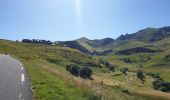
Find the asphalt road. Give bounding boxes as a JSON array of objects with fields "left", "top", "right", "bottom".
[{"left": 0, "top": 54, "right": 33, "bottom": 100}]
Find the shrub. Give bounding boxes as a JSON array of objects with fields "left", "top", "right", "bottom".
[
  {"left": 153, "top": 78, "right": 164, "bottom": 90},
  {"left": 109, "top": 65, "right": 115, "bottom": 72},
  {"left": 136, "top": 70, "right": 145, "bottom": 84},
  {"left": 120, "top": 68, "right": 128, "bottom": 75},
  {"left": 66, "top": 64, "right": 80, "bottom": 76},
  {"left": 70, "top": 65, "right": 80, "bottom": 76},
  {"left": 159, "top": 86, "right": 168, "bottom": 92},
  {"left": 105, "top": 62, "right": 110, "bottom": 67},
  {"left": 152, "top": 78, "right": 170, "bottom": 92},
  {"left": 66, "top": 64, "right": 93, "bottom": 78},
  {"left": 98, "top": 59, "right": 116, "bottom": 72},
  {"left": 80, "top": 67, "right": 92, "bottom": 78}
]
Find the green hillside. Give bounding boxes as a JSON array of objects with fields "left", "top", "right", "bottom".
[
  {"left": 0, "top": 27, "right": 170, "bottom": 100},
  {"left": 56, "top": 37, "right": 114, "bottom": 53},
  {"left": 1, "top": 39, "right": 166, "bottom": 100},
  {"left": 103, "top": 37, "right": 170, "bottom": 81},
  {"left": 56, "top": 26, "right": 170, "bottom": 54},
  {"left": 0, "top": 40, "right": 100, "bottom": 100}
]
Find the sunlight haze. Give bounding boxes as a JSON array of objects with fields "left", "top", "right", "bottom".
[{"left": 0, "top": 0, "right": 170, "bottom": 41}]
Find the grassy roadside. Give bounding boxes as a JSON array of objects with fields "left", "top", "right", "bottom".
[
  {"left": 0, "top": 40, "right": 100, "bottom": 100},
  {"left": 22, "top": 60, "right": 99, "bottom": 100}
]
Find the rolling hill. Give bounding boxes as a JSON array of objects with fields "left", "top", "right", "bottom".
[
  {"left": 56, "top": 26, "right": 170, "bottom": 54},
  {"left": 0, "top": 39, "right": 161, "bottom": 100},
  {"left": 0, "top": 26, "right": 170, "bottom": 100},
  {"left": 55, "top": 37, "right": 114, "bottom": 53}
]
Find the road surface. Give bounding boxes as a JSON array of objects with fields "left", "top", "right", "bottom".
[{"left": 0, "top": 54, "right": 33, "bottom": 100}]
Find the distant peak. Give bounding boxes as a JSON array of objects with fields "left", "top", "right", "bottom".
[{"left": 77, "top": 37, "right": 90, "bottom": 40}]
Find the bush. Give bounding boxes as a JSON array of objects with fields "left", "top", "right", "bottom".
[
  {"left": 109, "top": 66, "right": 115, "bottom": 72},
  {"left": 120, "top": 68, "right": 128, "bottom": 75},
  {"left": 159, "top": 86, "right": 168, "bottom": 92},
  {"left": 66, "top": 64, "right": 80, "bottom": 76},
  {"left": 136, "top": 70, "right": 145, "bottom": 84},
  {"left": 153, "top": 79, "right": 164, "bottom": 90},
  {"left": 71, "top": 65, "right": 80, "bottom": 76},
  {"left": 66, "top": 64, "right": 92, "bottom": 78},
  {"left": 80, "top": 67, "right": 92, "bottom": 78},
  {"left": 153, "top": 78, "right": 170, "bottom": 92},
  {"left": 98, "top": 59, "right": 116, "bottom": 72}
]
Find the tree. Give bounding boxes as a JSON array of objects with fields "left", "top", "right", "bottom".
[
  {"left": 104, "top": 62, "right": 110, "bottom": 68},
  {"left": 98, "top": 58, "right": 105, "bottom": 65},
  {"left": 80, "top": 67, "right": 92, "bottom": 78},
  {"left": 109, "top": 65, "right": 115, "bottom": 72},
  {"left": 153, "top": 78, "right": 164, "bottom": 90},
  {"left": 66, "top": 64, "right": 93, "bottom": 79},
  {"left": 22, "top": 39, "right": 53, "bottom": 45},
  {"left": 66, "top": 64, "right": 80, "bottom": 76},
  {"left": 120, "top": 68, "right": 128, "bottom": 75},
  {"left": 136, "top": 70, "right": 145, "bottom": 84},
  {"left": 66, "top": 64, "right": 72, "bottom": 71},
  {"left": 71, "top": 65, "right": 80, "bottom": 76},
  {"left": 153, "top": 78, "right": 170, "bottom": 92}
]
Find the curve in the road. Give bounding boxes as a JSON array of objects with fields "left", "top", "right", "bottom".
[{"left": 0, "top": 54, "right": 33, "bottom": 100}]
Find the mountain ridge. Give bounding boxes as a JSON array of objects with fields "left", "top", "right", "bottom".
[{"left": 56, "top": 26, "right": 170, "bottom": 54}]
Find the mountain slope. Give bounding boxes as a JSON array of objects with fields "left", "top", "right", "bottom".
[
  {"left": 0, "top": 39, "right": 158, "bottom": 100},
  {"left": 56, "top": 37, "right": 114, "bottom": 53},
  {"left": 117, "top": 26, "right": 170, "bottom": 42},
  {"left": 56, "top": 26, "right": 170, "bottom": 54},
  {"left": 0, "top": 39, "right": 100, "bottom": 99}
]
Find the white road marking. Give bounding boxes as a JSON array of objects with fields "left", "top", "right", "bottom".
[
  {"left": 19, "top": 93, "right": 21, "bottom": 99},
  {"left": 21, "top": 74, "right": 25, "bottom": 82},
  {"left": 21, "top": 67, "right": 24, "bottom": 70},
  {"left": 19, "top": 93, "right": 24, "bottom": 100},
  {"left": 21, "top": 74, "right": 25, "bottom": 86}
]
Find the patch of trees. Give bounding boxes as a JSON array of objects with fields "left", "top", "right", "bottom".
[
  {"left": 136, "top": 70, "right": 145, "bottom": 84},
  {"left": 153, "top": 79, "right": 170, "bottom": 92},
  {"left": 98, "top": 59, "right": 116, "bottom": 72},
  {"left": 146, "top": 72, "right": 170, "bottom": 92},
  {"left": 147, "top": 72, "right": 170, "bottom": 92},
  {"left": 66, "top": 64, "right": 92, "bottom": 79},
  {"left": 22, "top": 39, "right": 53, "bottom": 45}
]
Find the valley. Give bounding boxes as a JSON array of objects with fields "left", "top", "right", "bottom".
[{"left": 0, "top": 26, "right": 170, "bottom": 100}]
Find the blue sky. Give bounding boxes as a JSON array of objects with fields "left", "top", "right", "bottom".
[{"left": 0, "top": 0, "right": 170, "bottom": 41}]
